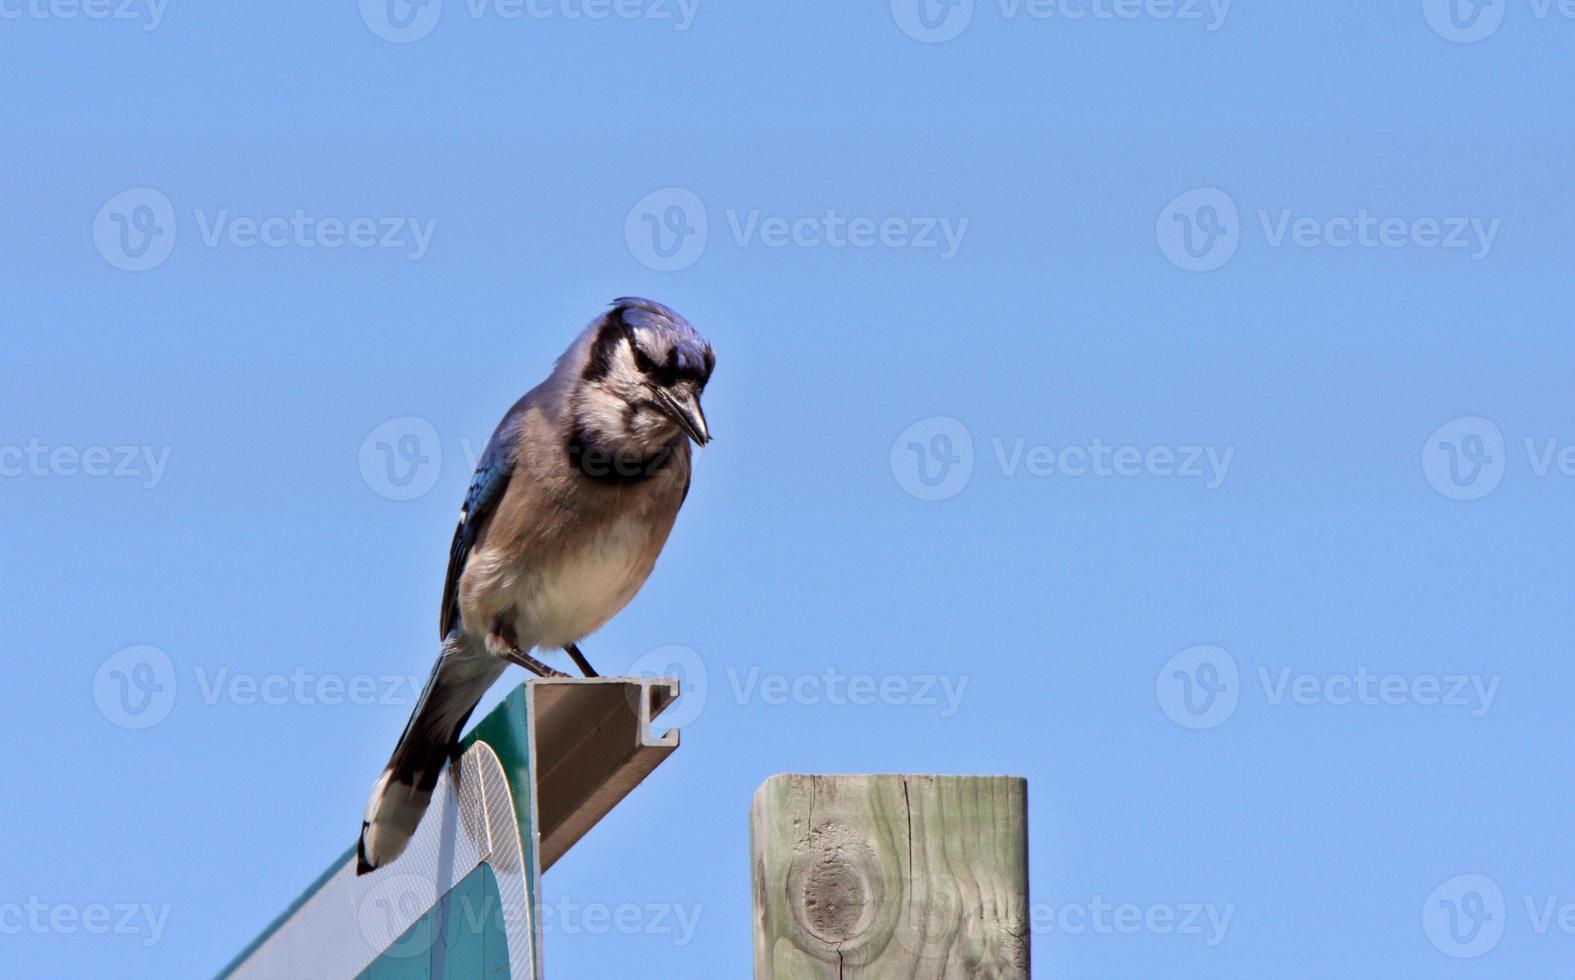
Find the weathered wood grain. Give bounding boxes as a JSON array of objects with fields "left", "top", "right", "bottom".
[{"left": 752, "top": 774, "right": 1029, "bottom": 979}]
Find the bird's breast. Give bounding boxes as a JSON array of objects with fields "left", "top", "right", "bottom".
[{"left": 504, "top": 514, "right": 660, "bottom": 649}]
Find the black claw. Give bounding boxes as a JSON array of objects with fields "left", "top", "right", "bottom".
[
  {"left": 356, "top": 827, "right": 375, "bottom": 876},
  {"left": 504, "top": 647, "right": 570, "bottom": 678},
  {"left": 565, "top": 642, "right": 599, "bottom": 678}
]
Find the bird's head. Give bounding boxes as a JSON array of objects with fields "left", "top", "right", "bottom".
[{"left": 569, "top": 298, "right": 714, "bottom": 462}]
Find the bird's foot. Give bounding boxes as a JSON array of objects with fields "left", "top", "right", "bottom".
[
  {"left": 565, "top": 642, "right": 599, "bottom": 678},
  {"left": 484, "top": 627, "right": 570, "bottom": 677},
  {"left": 503, "top": 647, "right": 571, "bottom": 678}
]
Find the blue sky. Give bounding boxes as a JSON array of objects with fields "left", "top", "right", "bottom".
[{"left": 3, "top": 1, "right": 1572, "bottom": 976}]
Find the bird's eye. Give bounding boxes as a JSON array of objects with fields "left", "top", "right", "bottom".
[{"left": 627, "top": 339, "right": 661, "bottom": 377}]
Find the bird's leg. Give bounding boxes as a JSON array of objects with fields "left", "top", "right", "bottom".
[
  {"left": 564, "top": 642, "right": 599, "bottom": 678},
  {"left": 503, "top": 648, "right": 570, "bottom": 678},
  {"left": 486, "top": 622, "right": 570, "bottom": 678}
]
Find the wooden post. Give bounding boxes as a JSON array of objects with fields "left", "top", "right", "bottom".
[{"left": 751, "top": 774, "right": 1029, "bottom": 979}]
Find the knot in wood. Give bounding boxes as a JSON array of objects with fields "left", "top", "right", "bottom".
[
  {"left": 802, "top": 851, "right": 866, "bottom": 940},
  {"left": 791, "top": 821, "right": 882, "bottom": 946}
]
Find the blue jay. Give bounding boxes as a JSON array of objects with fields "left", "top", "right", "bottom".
[{"left": 358, "top": 298, "right": 714, "bottom": 875}]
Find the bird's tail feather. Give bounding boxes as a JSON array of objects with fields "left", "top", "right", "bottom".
[{"left": 357, "top": 633, "right": 503, "bottom": 875}]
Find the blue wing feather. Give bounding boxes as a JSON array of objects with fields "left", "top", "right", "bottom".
[{"left": 439, "top": 430, "right": 516, "bottom": 639}]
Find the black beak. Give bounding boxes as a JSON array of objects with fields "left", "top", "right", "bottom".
[{"left": 653, "top": 387, "right": 710, "bottom": 446}]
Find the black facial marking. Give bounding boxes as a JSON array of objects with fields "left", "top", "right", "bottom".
[
  {"left": 565, "top": 428, "right": 676, "bottom": 485},
  {"left": 637, "top": 343, "right": 711, "bottom": 387},
  {"left": 582, "top": 313, "right": 627, "bottom": 382},
  {"left": 581, "top": 302, "right": 713, "bottom": 388},
  {"left": 614, "top": 313, "right": 658, "bottom": 375}
]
